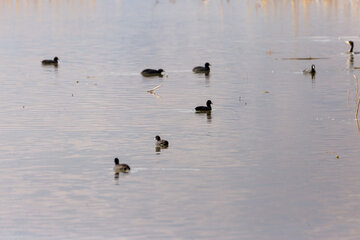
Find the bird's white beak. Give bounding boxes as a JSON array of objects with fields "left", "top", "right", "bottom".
[{"left": 346, "top": 41, "right": 351, "bottom": 45}]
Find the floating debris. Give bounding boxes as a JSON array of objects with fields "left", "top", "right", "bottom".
[
  {"left": 239, "top": 96, "right": 248, "bottom": 105},
  {"left": 326, "top": 151, "right": 340, "bottom": 159},
  {"left": 147, "top": 84, "right": 162, "bottom": 98},
  {"left": 267, "top": 49, "right": 279, "bottom": 55},
  {"left": 264, "top": 91, "right": 270, "bottom": 94},
  {"left": 278, "top": 57, "right": 328, "bottom": 60},
  {"left": 147, "top": 84, "right": 162, "bottom": 94}
]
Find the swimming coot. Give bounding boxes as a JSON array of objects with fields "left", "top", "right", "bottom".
[
  {"left": 155, "top": 135, "right": 169, "bottom": 148},
  {"left": 303, "top": 64, "right": 316, "bottom": 74},
  {"left": 42, "top": 57, "right": 59, "bottom": 65},
  {"left": 141, "top": 69, "right": 164, "bottom": 77},
  {"left": 195, "top": 100, "right": 213, "bottom": 112},
  {"left": 193, "top": 62, "right": 210, "bottom": 73},
  {"left": 113, "top": 158, "right": 130, "bottom": 173}
]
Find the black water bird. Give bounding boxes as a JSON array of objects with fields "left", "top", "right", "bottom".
[
  {"left": 141, "top": 69, "right": 164, "bottom": 77},
  {"left": 155, "top": 135, "right": 169, "bottom": 148},
  {"left": 195, "top": 100, "right": 213, "bottom": 112},
  {"left": 303, "top": 64, "right": 316, "bottom": 80},
  {"left": 303, "top": 64, "right": 316, "bottom": 74},
  {"left": 192, "top": 62, "right": 211, "bottom": 74},
  {"left": 346, "top": 41, "right": 360, "bottom": 54},
  {"left": 113, "top": 158, "right": 131, "bottom": 173},
  {"left": 42, "top": 57, "right": 59, "bottom": 65}
]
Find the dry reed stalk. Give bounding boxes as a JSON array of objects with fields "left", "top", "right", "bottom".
[
  {"left": 354, "top": 74, "right": 359, "bottom": 103},
  {"left": 347, "top": 89, "right": 350, "bottom": 107},
  {"left": 356, "top": 97, "right": 360, "bottom": 120}
]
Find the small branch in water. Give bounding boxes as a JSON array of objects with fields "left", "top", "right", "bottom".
[
  {"left": 147, "top": 84, "right": 162, "bottom": 99},
  {"left": 278, "top": 57, "right": 328, "bottom": 60},
  {"left": 147, "top": 84, "right": 162, "bottom": 94}
]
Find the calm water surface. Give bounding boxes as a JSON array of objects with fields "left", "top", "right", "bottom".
[{"left": 1, "top": 0, "right": 360, "bottom": 239}]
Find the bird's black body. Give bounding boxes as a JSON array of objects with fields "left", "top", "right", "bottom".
[
  {"left": 193, "top": 62, "right": 211, "bottom": 73},
  {"left": 114, "top": 158, "right": 131, "bottom": 173},
  {"left": 155, "top": 135, "right": 169, "bottom": 148},
  {"left": 42, "top": 57, "right": 59, "bottom": 65},
  {"left": 141, "top": 69, "right": 164, "bottom": 77},
  {"left": 195, "top": 100, "right": 213, "bottom": 112},
  {"left": 303, "top": 64, "right": 316, "bottom": 74}
]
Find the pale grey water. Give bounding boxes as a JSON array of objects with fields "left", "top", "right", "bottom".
[{"left": 1, "top": 0, "right": 360, "bottom": 239}]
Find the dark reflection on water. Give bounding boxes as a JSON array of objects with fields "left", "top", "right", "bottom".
[
  {"left": 195, "top": 111, "right": 212, "bottom": 124},
  {"left": 1, "top": 0, "right": 360, "bottom": 240},
  {"left": 348, "top": 54, "right": 354, "bottom": 70},
  {"left": 155, "top": 145, "right": 168, "bottom": 154},
  {"left": 114, "top": 172, "right": 130, "bottom": 180},
  {"left": 303, "top": 70, "right": 316, "bottom": 82}
]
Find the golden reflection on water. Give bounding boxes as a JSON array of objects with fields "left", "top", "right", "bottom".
[
  {"left": 1, "top": 0, "right": 360, "bottom": 9},
  {"left": 2, "top": 0, "right": 360, "bottom": 24},
  {"left": 0, "top": 0, "right": 98, "bottom": 15},
  {"left": 243, "top": 0, "right": 360, "bottom": 36},
  {"left": 250, "top": 0, "right": 360, "bottom": 18}
]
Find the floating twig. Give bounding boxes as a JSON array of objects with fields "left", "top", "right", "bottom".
[
  {"left": 147, "top": 84, "right": 162, "bottom": 98},
  {"left": 278, "top": 57, "right": 328, "bottom": 60},
  {"left": 147, "top": 84, "right": 162, "bottom": 94}
]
